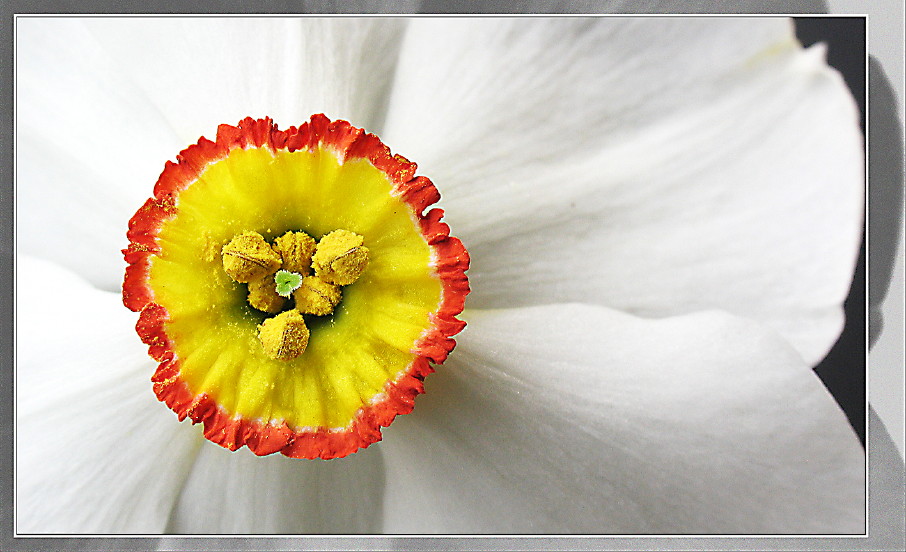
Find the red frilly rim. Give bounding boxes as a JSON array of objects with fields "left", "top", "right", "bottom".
[{"left": 122, "top": 115, "right": 470, "bottom": 459}]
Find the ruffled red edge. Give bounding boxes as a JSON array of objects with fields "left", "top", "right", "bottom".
[{"left": 123, "top": 115, "right": 470, "bottom": 460}]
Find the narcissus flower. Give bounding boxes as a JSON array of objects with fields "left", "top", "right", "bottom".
[{"left": 16, "top": 18, "right": 865, "bottom": 534}]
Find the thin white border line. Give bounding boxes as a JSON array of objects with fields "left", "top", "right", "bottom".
[
  {"left": 10, "top": 13, "right": 871, "bottom": 541},
  {"left": 862, "top": 11, "right": 872, "bottom": 541},
  {"left": 11, "top": 534, "right": 872, "bottom": 539},
  {"left": 13, "top": 13, "right": 20, "bottom": 540},
  {"left": 12, "top": 13, "right": 871, "bottom": 18}
]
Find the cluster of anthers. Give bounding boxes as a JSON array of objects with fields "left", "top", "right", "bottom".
[{"left": 221, "top": 229, "right": 369, "bottom": 360}]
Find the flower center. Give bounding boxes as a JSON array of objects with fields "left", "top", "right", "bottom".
[
  {"left": 123, "top": 115, "right": 470, "bottom": 459},
  {"left": 220, "top": 229, "right": 370, "bottom": 360}
]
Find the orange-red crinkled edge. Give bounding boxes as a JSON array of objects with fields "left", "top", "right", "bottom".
[{"left": 122, "top": 115, "right": 470, "bottom": 460}]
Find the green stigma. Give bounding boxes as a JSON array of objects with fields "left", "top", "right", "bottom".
[{"left": 274, "top": 270, "right": 303, "bottom": 297}]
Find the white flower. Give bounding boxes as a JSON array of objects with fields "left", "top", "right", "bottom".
[{"left": 15, "top": 17, "right": 865, "bottom": 534}]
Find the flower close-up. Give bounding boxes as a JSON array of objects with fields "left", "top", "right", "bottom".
[
  {"left": 16, "top": 17, "right": 866, "bottom": 534},
  {"left": 122, "top": 114, "right": 470, "bottom": 459}
]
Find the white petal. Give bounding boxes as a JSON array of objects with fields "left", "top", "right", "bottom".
[
  {"left": 167, "top": 442, "right": 386, "bottom": 534},
  {"left": 16, "top": 256, "right": 203, "bottom": 534},
  {"left": 383, "top": 18, "right": 863, "bottom": 364},
  {"left": 16, "top": 18, "right": 406, "bottom": 290},
  {"left": 80, "top": 18, "right": 406, "bottom": 142},
  {"left": 16, "top": 19, "right": 184, "bottom": 291},
  {"left": 379, "top": 304, "right": 865, "bottom": 534},
  {"left": 384, "top": 18, "right": 794, "bottom": 171}
]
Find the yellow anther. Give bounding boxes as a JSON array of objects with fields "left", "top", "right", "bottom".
[
  {"left": 312, "top": 229, "right": 369, "bottom": 286},
  {"left": 258, "top": 310, "right": 310, "bottom": 361},
  {"left": 222, "top": 231, "right": 281, "bottom": 283},
  {"left": 293, "top": 276, "right": 342, "bottom": 316},
  {"left": 272, "top": 231, "right": 317, "bottom": 275},
  {"left": 247, "top": 274, "right": 287, "bottom": 314}
]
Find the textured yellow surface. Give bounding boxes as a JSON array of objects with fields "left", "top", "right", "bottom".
[{"left": 149, "top": 146, "right": 441, "bottom": 429}]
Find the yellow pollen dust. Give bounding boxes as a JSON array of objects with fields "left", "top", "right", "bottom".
[
  {"left": 272, "top": 231, "right": 317, "bottom": 275},
  {"left": 247, "top": 273, "right": 286, "bottom": 314},
  {"left": 312, "top": 229, "right": 370, "bottom": 286},
  {"left": 221, "top": 231, "right": 281, "bottom": 283},
  {"left": 258, "top": 310, "right": 310, "bottom": 361},
  {"left": 294, "top": 276, "right": 342, "bottom": 316},
  {"left": 221, "top": 229, "right": 369, "bottom": 361}
]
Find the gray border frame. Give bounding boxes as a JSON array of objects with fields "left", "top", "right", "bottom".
[{"left": 3, "top": 2, "right": 904, "bottom": 551}]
